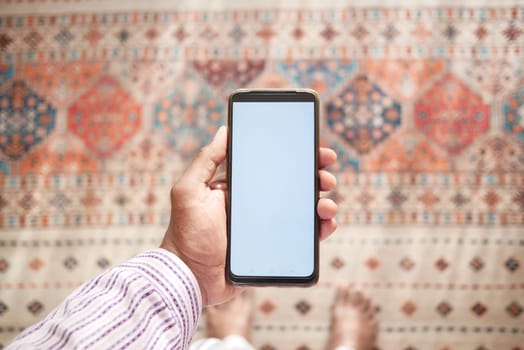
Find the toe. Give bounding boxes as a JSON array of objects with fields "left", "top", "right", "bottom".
[
  {"left": 351, "top": 290, "right": 364, "bottom": 306},
  {"left": 367, "top": 308, "right": 378, "bottom": 323},
  {"left": 331, "top": 286, "right": 343, "bottom": 313},
  {"left": 334, "top": 286, "right": 344, "bottom": 304},
  {"left": 370, "top": 319, "right": 379, "bottom": 332},
  {"left": 342, "top": 285, "right": 351, "bottom": 305},
  {"left": 361, "top": 297, "right": 371, "bottom": 312}
]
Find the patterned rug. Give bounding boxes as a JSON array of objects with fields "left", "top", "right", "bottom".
[{"left": 0, "top": 0, "right": 523, "bottom": 349}]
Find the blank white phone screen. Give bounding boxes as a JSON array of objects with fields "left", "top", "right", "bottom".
[{"left": 230, "top": 101, "right": 315, "bottom": 277}]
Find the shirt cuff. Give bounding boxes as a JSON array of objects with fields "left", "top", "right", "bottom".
[{"left": 122, "top": 248, "right": 203, "bottom": 345}]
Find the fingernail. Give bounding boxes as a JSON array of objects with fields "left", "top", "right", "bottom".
[{"left": 213, "top": 126, "right": 226, "bottom": 141}]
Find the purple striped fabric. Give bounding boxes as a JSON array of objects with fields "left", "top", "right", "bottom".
[{"left": 7, "top": 249, "right": 202, "bottom": 349}]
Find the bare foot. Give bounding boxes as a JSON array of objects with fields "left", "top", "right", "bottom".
[
  {"left": 205, "top": 290, "right": 254, "bottom": 340},
  {"left": 328, "top": 285, "right": 377, "bottom": 350}
]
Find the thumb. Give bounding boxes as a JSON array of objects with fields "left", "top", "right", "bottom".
[{"left": 184, "top": 126, "right": 227, "bottom": 185}]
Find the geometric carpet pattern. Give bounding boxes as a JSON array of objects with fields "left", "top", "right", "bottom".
[{"left": 0, "top": 1, "right": 523, "bottom": 349}]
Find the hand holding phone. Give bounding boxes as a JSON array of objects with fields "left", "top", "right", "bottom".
[{"left": 162, "top": 92, "right": 337, "bottom": 304}]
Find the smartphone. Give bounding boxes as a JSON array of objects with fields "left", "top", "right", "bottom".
[{"left": 226, "top": 89, "right": 319, "bottom": 285}]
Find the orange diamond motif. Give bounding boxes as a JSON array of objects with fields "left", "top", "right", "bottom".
[
  {"left": 28, "top": 257, "right": 44, "bottom": 271},
  {"left": 257, "top": 25, "right": 276, "bottom": 41},
  {"left": 418, "top": 190, "right": 440, "bottom": 208},
  {"left": 401, "top": 300, "right": 417, "bottom": 316},
  {"left": 259, "top": 299, "right": 276, "bottom": 315},
  {"left": 415, "top": 75, "right": 490, "bottom": 155},
  {"left": 68, "top": 76, "right": 141, "bottom": 158},
  {"left": 365, "top": 257, "right": 380, "bottom": 270}
]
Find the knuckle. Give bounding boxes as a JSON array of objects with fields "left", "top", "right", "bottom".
[
  {"left": 205, "top": 158, "right": 215, "bottom": 174},
  {"left": 197, "top": 145, "right": 210, "bottom": 160}
]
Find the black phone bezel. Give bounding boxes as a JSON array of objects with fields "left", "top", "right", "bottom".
[{"left": 226, "top": 89, "right": 320, "bottom": 286}]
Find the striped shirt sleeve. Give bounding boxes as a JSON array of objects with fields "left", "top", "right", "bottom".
[{"left": 7, "top": 248, "right": 203, "bottom": 350}]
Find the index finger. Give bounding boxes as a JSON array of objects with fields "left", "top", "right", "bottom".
[{"left": 319, "top": 147, "right": 337, "bottom": 169}]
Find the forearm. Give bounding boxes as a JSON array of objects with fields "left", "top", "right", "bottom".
[{"left": 7, "top": 249, "right": 202, "bottom": 349}]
